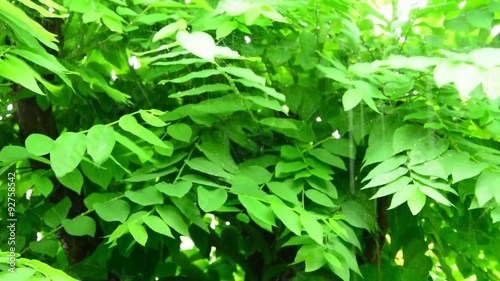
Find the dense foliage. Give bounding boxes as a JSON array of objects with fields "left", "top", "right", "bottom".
[{"left": 1, "top": 0, "right": 500, "bottom": 280}]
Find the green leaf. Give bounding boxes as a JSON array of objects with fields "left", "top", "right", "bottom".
[
  {"left": 238, "top": 195, "right": 276, "bottom": 226},
  {"left": 299, "top": 246, "right": 329, "bottom": 273},
  {"left": 294, "top": 244, "right": 323, "bottom": 267},
  {"left": 155, "top": 141, "right": 174, "bottom": 157},
  {"left": 128, "top": 223, "right": 148, "bottom": 246},
  {"left": 418, "top": 185, "right": 452, "bottom": 206},
  {"left": 0, "top": 0, "right": 59, "bottom": 50},
  {"left": 270, "top": 204, "right": 301, "bottom": 236},
  {"left": 267, "top": 48, "right": 292, "bottom": 66},
  {"left": 86, "top": 125, "right": 115, "bottom": 165},
  {"left": 244, "top": 7, "right": 260, "bottom": 25},
  {"left": 114, "top": 131, "right": 155, "bottom": 163},
  {"left": 10, "top": 47, "right": 72, "bottom": 88},
  {"left": 171, "top": 195, "right": 209, "bottom": 232},
  {"left": 267, "top": 181, "right": 300, "bottom": 205},
  {"left": 167, "top": 123, "right": 192, "bottom": 142},
  {"left": 153, "top": 19, "right": 187, "bottom": 42},
  {"left": 216, "top": 20, "right": 238, "bottom": 39},
  {"left": 322, "top": 138, "right": 356, "bottom": 159},
  {"left": 119, "top": 114, "right": 170, "bottom": 149},
  {"left": 169, "top": 83, "right": 233, "bottom": 98},
  {"left": 308, "top": 148, "right": 347, "bottom": 170},
  {"left": 325, "top": 252, "right": 349, "bottom": 281},
  {"left": 50, "top": 132, "right": 87, "bottom": 178},
  {"left": 371, "top": 176, "right": 411, "bottom": 199},
  {"left": 62, "top": 216, "right": 96, "bottom": 237},
  {"left": 80, "top": 161, "right": 112, "bottom": 189},
  {"left": 218, "top": 66, "right": 266, "bottom": 85},
  {"left": 189, "top": 94, "right": 246, "bottom": 115},
  {"left": 127, "top": 211, "right": 149, "bottom": 223},
  {"left": 491, "top": 207, "right": 500, "bottom": 224},
  {"left": 116, "top": 6, "right": 137, "bottom": 16},
  {"left": 246, "top": 96, "right": 285, "bottom": 112},
  {"left": 342, "top": 88, "right": 362, "bottom": 111},
  {"left": 411, "top": 173, "right": 457, "bottom": 195},
  {"left": 260, "top": 5, "right": 287, "bottom": 22},
  {"left": 238, "top": 165, "right": 272, "bottom": 184},
  {"left": 25, "top": 134, "right": 54, "bottom": 156},
  {"left": 0, "top": 54, "right": 44, "bottom": 95},
  {"left": 305, "top": 189, "right": 335, "bottom": 207},
  {"left": 57, "top": 169, "right": 84, "bottom": 194},
  {"left": 300, "top": 212, "right": 323, "bottom": 244},
  {"left": 156, "top": 181, "right": 192, "bottom": 198},
  {"left": 275, "top": 161, "right": 307, "bottom": 176},
  {"left": 407, "top": 188, "right": 426, "bottom": 215},
  {"left": 176, "top": 30, "right": 216, "bottom": 62},
  {"left": 466, "top": 9, "right": 493, "bottom": 29},
  {"left": 339, "top": 201, "right": 374, "bottom": 231},
  {"left": 197, "top": 186, "right": 228, "bottom": 212},
  {"left": 186, "top": 158, "right": 231, "bottom": 178},
  {"left": 30, "top": 239, "right": 59, "bottom": 257},
  {"left": 331, "top": 241, "right": 361, "bottom": 275},
  {"left": 475, "top": 171, "right": 500, "bottom": 206},
  {"left": 236, "top": 213, "right": 250, "bottom": 223},
  {"left": 409, "top": 137, "right": 449, "bottom": 166},
  {"left": 0, "top": 145, "right": 32, "bottom": 162},
  {"left": 32, "top": 174, "right": 53, "bottom": 197},
  {"left": 139, "top": 110, "right": 168, "bottom": 127},
  {"left": 452, "top": 161, "right": 485, "bottom": 183},
  {"left": 316, "top": 65, "right": 351, "bottom": 84},
  {"left": 125, "top": 185, "right": 164, "bottom": 206},
  {"left": 197, "top": 130, "right": 238, "bottom": 173},
  {"left": 43, "top": 197, "right": 71, "bottom": 228},
  {"left": 94, "top": 199, "right": 130, "bottom": 223},
  {"left": 163, "top": 69, "right": 221, "bottom": 84},
  {"left": 234, "top": 78, "right": 286, "bottom": 101},
  {"left": 182, "top": 174, "right": 226, "bottom": 188},
  {"left": 363, "top": 155, "right": 407, "bottom": 182},
  {"left": 393, "top": 125, "right": 428, "bottom": 154},
  {"left": 106, "top": 224, "right": 128, "bottom": 246},
  {"left": 102, "top": 15, "right": 123, "bottom": 33},
  {"left": 335, "top": 220, "right": 361, "bottom": 249},
  {"left": 362, "top": 167, "right": 408, "bottom": 189},
  {"left": 388, "top": 185, "right": 417, "bottom": 209},
  {"left": 280, "top": 145, "right": 302, "bottom": 160},
  {"left": 143, "top": 215, "right": 173, "bottom": 238},
  {"left": 306, "top": 177, "right": 338, "bottom": 199},
  {"left": 156, "top": 205, "right": 190, "bottom": 236},
  {"left": 123, "top": 167, "right": 177, "bottom": 182},
  {"left": 410, "top": 159, "right": 447, "bottom": 179},
  {"left": 83, "top": 193, "right": 120, "bottom": 210}
]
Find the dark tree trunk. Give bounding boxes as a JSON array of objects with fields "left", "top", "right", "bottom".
[
  {"left": 14, "top": 17, "right": 100, "bottom": 266},
  {"left": 363, "top": 197, "right": 390, "bottom": 266}
]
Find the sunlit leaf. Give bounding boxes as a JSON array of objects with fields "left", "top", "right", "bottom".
[{"left": 50, "top": 132, "right": 87, "bottom": 178}]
